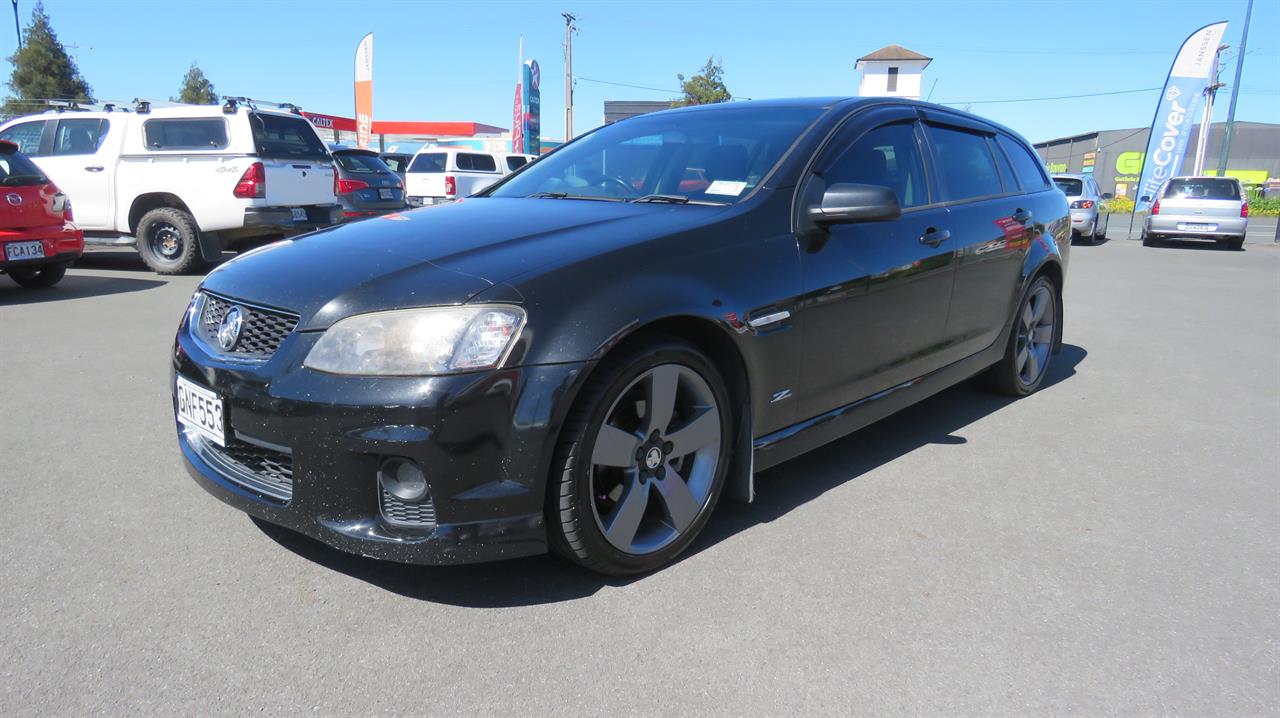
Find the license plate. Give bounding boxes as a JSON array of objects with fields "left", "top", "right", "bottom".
[
  {"left": 4, "top": 240, "right": 45, "bottom": 261},
  {"left": 291, "top": 207, "right": 308, "bottom": 222},
  {"left": 176, "top": 375, "right": 226, "bottom": 447},
  {"left": 1182, "top": 222, "right": 1216, "bottom": 231},
  {"left": 378, "top": 188, "right": 395, "bottom": 200}
]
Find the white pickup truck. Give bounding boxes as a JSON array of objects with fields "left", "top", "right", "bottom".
[{"left": 0, "top": 100, "right": 341, "bottom": 273}]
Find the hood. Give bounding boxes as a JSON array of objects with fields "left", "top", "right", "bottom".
[{"left": 200, "top": 197, "right": 726, "bottom": 329}]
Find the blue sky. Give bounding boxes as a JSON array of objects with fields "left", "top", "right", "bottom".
[{"left": 4, "top": 0, "right": 1277, "bottom": 143}]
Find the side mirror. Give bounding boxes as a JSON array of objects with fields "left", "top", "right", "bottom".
[
  {"left": 1140, "top": 195, "right": 1151, "bottom": 203},
  {"left": 807, "top": 183, "right": 901, "bottom": 225},
  {"left": 1101, "top": 192, "right": 1113, "bottom": 200}
]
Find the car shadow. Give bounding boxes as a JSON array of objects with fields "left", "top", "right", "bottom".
[
  {"left": 1150, "top": 239, "right": 1241, "bottom": 251},
  {"left": 72, "top": 249, "right": 237, "bottom": 273},
  {"left": 255, "top": 344, "right": 1088, "bottom": 608},
  {"left": 0, "top": 272, "right": 166, "bottom": 304}
]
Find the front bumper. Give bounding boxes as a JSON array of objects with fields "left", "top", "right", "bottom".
[
  {"left": 0, "top": 224, "right": 84, "bottom": 270},
  {"left": 243, "top": 204, "right": 343, "bottom": 235},
  {"left": 172, "top": 310, "right": 588, "bottom": 566},
  {"left": 1145, "top": 214, "right": 1248, "bottom": 239}
]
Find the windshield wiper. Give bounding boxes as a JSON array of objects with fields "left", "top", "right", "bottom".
[
  {"left": 527, "top": 191, "right": 624, "bottom": 202},
  {"left": 632, "top": 194, "right": 689, "bottom": 204}
]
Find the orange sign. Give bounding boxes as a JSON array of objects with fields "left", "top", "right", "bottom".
[{"left": 354, "top": 33, "right": 374, "bottom": 149}]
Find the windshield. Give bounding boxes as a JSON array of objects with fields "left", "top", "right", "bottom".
[
  {"left": 488, "top": 106, "right": 823, "bottom": 204},
  {"left": 1053, "top": 177, "right": 1084, "bottom": 196},
  {"left": 1164, "top": 178, "right": 1240, "bottom": 201},
  {"left": 335, "top": 152, "right": 392, "bottom": 174},
  {"left": 0, "top": 148, "right": 47, "bottom": 186}
]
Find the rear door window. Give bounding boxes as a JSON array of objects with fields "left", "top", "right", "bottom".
[
  {"left": 52, "top": 118, "right": 108, "bottom": 156},
  {"left": 249, "top": 112, "right": 329, "bottom": 162},
  {"left": 0, "top": 120, "right": 47, "bottom": 155},
  {"left": 927, "top": 124, "right": 1003, "bottom": 201},
  {"left": 144, "top": 118, "right": 229, "bottom": 150},
  {"left": 408, "top": 153, "right": 447, "bottom": 173},
  {"left": 456, "top": 153, "right": 498, "bottom": 172},
  {"left": 1164, "top": 178, "right": 1240, "bottom": 200},
  {"left": 997, "top": 134, "right": 1051, "bottom": 191},
  {"left": 506, "top": 155, "right": 528, "bottom": 171}
]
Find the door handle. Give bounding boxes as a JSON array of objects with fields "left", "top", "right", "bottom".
[
  {"left": 1012, "top": 208, "right": 1032, "bottom": 224},
  {"left": 84, "top": 166, "right": 104, "bottom": 172},
  {"left": 919, "top": 228, "right": 951, "bottom": 247}
]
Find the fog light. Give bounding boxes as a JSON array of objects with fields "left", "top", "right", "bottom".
[{"left": 378, "top": 457, "right": 428, "bottom": 502}]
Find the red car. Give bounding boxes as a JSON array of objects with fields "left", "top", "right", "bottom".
[{"left": 1, "top": 139, "right": 83, "bottom": 288}]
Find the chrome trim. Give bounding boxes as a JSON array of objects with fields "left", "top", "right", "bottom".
[{"left": 748, "top": 310, "right": 791, "bottom": 328}]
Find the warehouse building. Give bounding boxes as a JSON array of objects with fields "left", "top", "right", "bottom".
[{"left": 1034, "top": 121, "right": 1279, "bottom": 199}]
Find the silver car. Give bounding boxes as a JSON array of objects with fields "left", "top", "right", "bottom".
[
  {"left": 1142, "top": 176, "right": 1249, "bottom": 250},
  {"left": 1052, "top": 174, "right": 1110, "bottom": 244}
]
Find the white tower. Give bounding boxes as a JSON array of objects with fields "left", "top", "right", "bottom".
[{"left": 856, "top": 44, "right": 932, "bottom": 100}]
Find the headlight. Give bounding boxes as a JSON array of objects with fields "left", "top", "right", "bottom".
[{"left": 303, "top": 305, "right": 526, "bottom": 376}]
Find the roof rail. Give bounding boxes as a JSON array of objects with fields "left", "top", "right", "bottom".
[
  {"left": 44, "top": 99, "right": 89, "bottom": 113},
  {"left": 221, "top": 97, "right": 304, "bottom": 115}
]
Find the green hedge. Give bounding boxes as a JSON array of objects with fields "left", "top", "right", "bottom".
[{"left": 1103, "top": 195, "right": 1279, "bottom": 216}]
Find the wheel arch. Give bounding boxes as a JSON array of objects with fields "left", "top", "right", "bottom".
[
  {"left": 1028, "top": 257, "right": 1065, "bottom": 354},
  {"left": 128, "top": 193, "right": 196, "bottom": 235}
]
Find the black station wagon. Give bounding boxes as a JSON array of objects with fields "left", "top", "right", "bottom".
[{"left": 173, "top": 98, "right": 1070, "bottom": 575}]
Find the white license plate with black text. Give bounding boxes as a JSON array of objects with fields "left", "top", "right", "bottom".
[
  {"left": 378, "top": 188, "right": 395, "bottom": 200},
  {"left": 176, "top": 375, "right": 226, "bottom": 446},
  {"left": 4, "top": 241, "right": 45, "bottom": 261},
  {"left": 291, "top": 207, "right": 307, "bottom": 222},
  {"left": 1182, "top": 222, "right": 1216, "bottom": 231}
]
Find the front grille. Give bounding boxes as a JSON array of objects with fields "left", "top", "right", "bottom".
[
  {"left": 189, "top": 431, "right": 294, "bottom": 503},
  {"left": 380, "top": 489, "right": 437, "bottom": 529},
  {"left": 197, "top": 293, "right": 299, "bottom": 360}
]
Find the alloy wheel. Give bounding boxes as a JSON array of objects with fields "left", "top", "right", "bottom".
[
  {"left": 589, "top": 364, "right": 721, "bottom": 555},
  {"left": 1015, "top": 285, "right": 1054, "bottom": 386}
]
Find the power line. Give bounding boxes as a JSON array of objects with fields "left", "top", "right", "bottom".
[
  {"left": 575, "top": 76, "right": 680, "bottom": 95},
  {"left": 937, "top": 86, "right": 1161, "bottom": 106}
]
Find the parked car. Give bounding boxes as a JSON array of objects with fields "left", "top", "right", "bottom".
[
  {"left": 1142, "top": 176, "right": 1249, "bottom": 250},
  {"left": 173, "top": 98, "right": 1069, "bottom": 575},
  {"left": 0, "top": 99, "right": 341, "bottom": 274},
  {"left": 378, "top": 152, "right": 412, "bottom": 178},
  {"left": 1052, "top": 173, "right": 1110, "bottom": 244},
  {"left": 403, "top": 148, "right": 534, "bottom": 207},
  {"left": 331, "top": 148, "right": 406, "bottom": 220},
  {"left": 0, "top": 139, "right": 83, "bottom": 288}
]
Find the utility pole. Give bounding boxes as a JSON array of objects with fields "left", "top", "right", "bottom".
[
  {"left": 1192, "top": 45, "right": 1226, "bottom": 175},
  {"left": 562, "top": 12, "right": 576, "bottom": 142},
  {"left": 11, "top": 0, "right": 20, "bottom": 50},
  {"left": 1216, "top": 0, "right": 1254, "bottom": 176}
]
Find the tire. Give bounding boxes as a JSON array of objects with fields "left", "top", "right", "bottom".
[
  {"left": 1142, "top": 232, "right": 1157, "bottom": 247},
  {"left": 1228, "top": 239, "right": 1244, "bottom": 251},
  {"left": 1095, "top": 214, "right": 1106, "bottom": 242},
  {"left": 979, "top": 276, "right": 1058, "bottom": 397},
  {"left": 7, "top": 262, "right": 67, "bottom": 288},
  {"left": 548, "top": 336, "right": 733, "bottom": 575},
  {"left": 136, "top": 207, "right": 205, "bottom": 275}
]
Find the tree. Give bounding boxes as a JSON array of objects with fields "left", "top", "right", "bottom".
[
  {"left": 2, "top": 2, "right": 92, "bottom": 117},
  {"left": 173, "top": 62, "right": 218, "bottom": 105},
  {"left": 673, "top": 57, "right": 731, "bottom": 107}
]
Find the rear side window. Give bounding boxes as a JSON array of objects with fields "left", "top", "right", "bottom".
[
  {"left": 823, "top": 122, "right": 928, "bottom": 208},
  {"left": 1164, "top": 178, "right": 1240, "bottom": 200},
  {"left": 1053, "top": 177, "right": 1084, "bottom": 196},
  {"left": 249, "top": 112, "right": 329, "bottom": 162},
  {"left": 0, "top": 147, "right": 48, "bottom": 185},
  {"left": 144, "top": 118, "right": 228, "bottom": 150},
  {"left": 506, "top": 156, "right": 528, "bottom": 171},
  {"left": 928, "top": 125, "right": 1003, "bottom": 201},
  {"left": 997, "top": 135, "right": 1050, "bottom": 191},
  {"left": 335, "top": 152, "right": 392, "bottom": 174},
  {"left": 456, "top": 153, "right": 497, "bottom": 172},
  {"left": 53, "top": 118, "right": 108, "bottom": 156},
  {"left": 0, "top": 121, "right": 45, "bottom": 155},
  {"left": 408, "top": 153, "right": 446, "bottom": 173}
]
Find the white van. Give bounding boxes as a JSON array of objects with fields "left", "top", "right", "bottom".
[{"left": 404, "top": 148, "right": 536, "bottom": 207}]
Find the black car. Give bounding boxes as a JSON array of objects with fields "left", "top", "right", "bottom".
[
  {"left": 332, "top": 148, "right": 405, "bottom": 219},
  {"left": 174, "top": 98, "right": 1069, "bottom": 575},
  {"left": 379, "top": 152, "right": 412, "bottom": 179}
]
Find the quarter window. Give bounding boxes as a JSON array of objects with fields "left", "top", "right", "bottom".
[
  {"left": 927, "top": 125, "right": 1003, "bottom": 201},
  {"left": 144, "top": 118, "right": 229, "bottom": 150},
  {"left": 823, "top": 122, "right": 928, "bottom": 208},
  {"left": 456, "top": 153, "right": 498, "bottom": 172},
  {"left": 0, "top": 121, "right": 45, "bottom": 155},
  {"left": 52, "top": 118, "right": 107, "bottom": 156},
  {"left": 997, "top": 134, "right": 1051, "bottom": 191}
]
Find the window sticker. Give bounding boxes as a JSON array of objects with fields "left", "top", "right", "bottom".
[{"left": 705, "top": 180, "right": 747, "bottom": 196}]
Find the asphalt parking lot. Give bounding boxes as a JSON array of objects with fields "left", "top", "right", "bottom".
[{"left": 2, "top": 233, "right": 1277, "bottom": 716}]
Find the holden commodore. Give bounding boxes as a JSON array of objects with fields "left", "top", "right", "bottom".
[{"left": 173, "top": 97, "right": 1069, "bottom": 575}]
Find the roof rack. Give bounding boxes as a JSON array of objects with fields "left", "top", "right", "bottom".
[
  {"left": 43, "top": 99, "right": 89, "bottom": 113},
  {"left": 221, "top": 97, "right": 304, "bottom": 115}
]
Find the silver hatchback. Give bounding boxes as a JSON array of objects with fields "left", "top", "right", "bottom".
[
  {"left": 1142, "top": 176, "right": 1249, "bottom": 250},
  {"left": 1052, "top": 174, "right": 1110, "bottom": 244}
]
